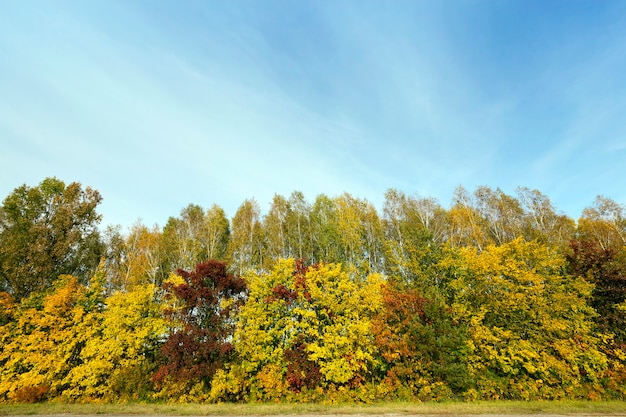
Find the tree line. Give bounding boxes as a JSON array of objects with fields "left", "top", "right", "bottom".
[{"left": 0, "top": 177, "right": 624, "bottom": 403}]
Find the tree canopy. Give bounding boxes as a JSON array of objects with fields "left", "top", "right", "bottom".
[
  {"left": 0, "top": 178, "right": 103, "bottom": 300},
  {"left": 0, "top": 178, "right": 625, "bottom": 403}
]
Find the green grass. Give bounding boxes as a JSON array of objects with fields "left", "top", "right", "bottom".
[{"left": 1, "top": 401, "right": 626, "bottom": 416}]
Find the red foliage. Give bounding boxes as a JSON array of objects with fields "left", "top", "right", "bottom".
[
  {"left": 373, "top": 283, "right": 430, "bottom": 362},
  {"left": 567, "top": 239, "right": 626, "bottom": 343},
  {"left": 265, "top": 284, "right": 297, "bottom": 304},
  {"left": 154, "top": 260, "right": 247, "bottom": 385},
  {"left": 294, "top": 258, "right": 316, "bottom": 302},
  {"left": 265, "top": 259, "right": 318, "bottom": 304},
  {"left": 284, "top": 337, "right": 321, "bottom": 392},
  {"left": 371, "top": 282, "right": 473, "bottom": 394}
]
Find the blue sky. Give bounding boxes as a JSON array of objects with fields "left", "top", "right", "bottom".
[{"left": 2, "top": 0, "right": 625, "bottom": 229}]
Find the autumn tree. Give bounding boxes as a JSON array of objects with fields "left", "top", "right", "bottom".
[
  {"left": 382, "top": 189, "right": 446, "bottom": 285},
  {"left": 157, "top": 203, "right": 232, "bottom": 286},
  {"left": 263, "top": 192, "right": 314, "bottom": 269},
  {"left": 0, "top": 269, "right": 105, "bottom": 402},
  {"left": 0, "top": 265, "right": 167, "bottom": 403},
  {"left": 569, "top": 196, "right": 626, "bottom": 346},
  {"left": 334, "top": 193, "right": 385, "bottom": 272},
  {"left": 473, "top": 186, "right": 524, "bottom": 246},
  {"left": 228, "top": 199, "right": 265, "bottom": 274},
  {"left": 577, "top": 196, "right": 626, "bottom": 251},
  {"left": 309, "top": 194, "right": 342, "bottom": 264},
  {"left": 154, "top": 260, "right": 247, "bottom": 397},
  {"left": 161, "top": 204, "right": 206, "bottom": 273},
  {"left": 218, "top": 259, "right": 383, "bottom": 401},
  {"left": 567, "top": 239, "right": 626, "bottom": 345},
  {"left": 0, "top": 178, "right": 104, "bottom": 300},
  {"left": 445, "top": 186, "right": 575, "bottom": 253},
  {"left": 104, "top": 222, "right": 164, "bottom": 290},
  {"left": 285, "top": 191, "right": 313, "bottom": 260},
  {"left": 64, "top": 283, "right": 165, "bottom": 401},
  {"left": 263, "top": 194, "right": 294, "bottom": 264},
  {"left": 0, "top": 292, "right": 13, "bottom": 327},
  {"left": 447, "top": 186, "right": 490, "bottom": 251},
  {"left": 447, "top": 238, "right": 607, "bottom": 399},
  {"left": 201, "top": 204, "right": 230, "bottom": 261},
  {"left": 372, "top": 282, "right": 471, "bottom": 400},
  {"left": 516, "top": 187, "right": 575, "bottom": 251}
]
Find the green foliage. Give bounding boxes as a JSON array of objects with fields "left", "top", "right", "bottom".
[
  {"left": 0, "top": 178, "right": 104, "bottom": 300},
  {"left": 1, "top": 179, "right": 625, "bottom": 403},
  {"left": 228, "top": 200, "right": 265, "bottom": 275},
  {"left": 306, "top": 195, "right": 338, "bottom": 264},
  {"left": 203, "top": 204, "right": 231, "bottom": 261},
  {"left": 161, "top": 205, "right": 208, "bottom": 273},
  {"left": 382, "top": 189, "right": 448, "bottom": 288},
  {"left": 372, "top": 282, "right": 472, "bottom": 400},
  {"left": 332, "top": 194, "right": 384, "bottom": 272}
]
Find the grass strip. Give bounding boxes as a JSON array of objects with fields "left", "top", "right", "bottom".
[{"left": 1, "top": 401, "right": 626, "bottom": 416}]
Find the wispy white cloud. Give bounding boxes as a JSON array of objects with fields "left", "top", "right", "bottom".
[{"left": 2, "top": 0, "right": 626, "bottom": 227}]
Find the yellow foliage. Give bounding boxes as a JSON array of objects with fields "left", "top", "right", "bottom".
[
  {"left": 208, "top": 366, "right": 248, "bottom": 403},
  {"left": 254, "top": 364, "right": 289, "bottom": 401},
  {"left": 0, "top": 269, "right": 165, "bottom": 403},
  {"left": 64, "top": 284, "right": 166, "bottom": 400},
  {"left": 0, "top": 292, "right": 15, "bottom": 324},
  {"left": 0, "top": 275, "right": 88, "bottom": 401},
  {"left": 448, "top": 238, "right": 608, "bottom": 399},
  {"left": 234, "top": 258, "right": 383, "bottom": 396},
  {"left": 163, "top": 272, "right": 186, "bottom": 287}
]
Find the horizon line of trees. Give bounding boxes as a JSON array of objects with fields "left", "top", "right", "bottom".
[{"left": 0, "top": 177, "right": 625, "bottom": 403}]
